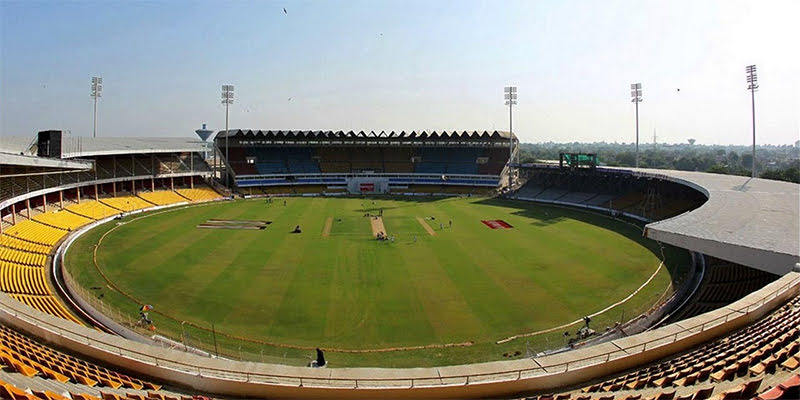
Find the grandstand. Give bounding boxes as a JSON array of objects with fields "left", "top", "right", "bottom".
[
  {"left": 218, "top": 130, "right": 512, "bottom": 195},
  {"left": 0, "top": 130, "right": 798, "bottom": 399}
]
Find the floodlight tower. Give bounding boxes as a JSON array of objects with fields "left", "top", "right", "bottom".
[
  {"left": 90, "top": 77, "right": 103, "bottom": 138},
  {"left": 504, "top": 86, "right": 517, "bottom": 188},
  {"left": 221, "top": 84, "right": 234, "bottom": 187},
  {"left": 746, "top": 65, "right": 758, "bottom": 178},
  {"left": 630, "top": 83, "right": 643, "bottom": 168}
]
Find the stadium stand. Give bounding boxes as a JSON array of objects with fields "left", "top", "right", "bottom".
[
  {"left": 174, "top": 187, "right": 223, "bottom": 202},
  {"left": 65, "top": 201, "right": 120, "bottom": 220},
  {"left": 0, "top": 235, "right": 50, "bottom": 254},
  {"left": 0, "top": 262, "right": 49, "bottom": 295},
  {"left": 99, "top": 195, "right": 154, "bottom": 212},
  {"left": 33, "top": 212, "right": 91, "bottom": 232},
  {"left": 516, "top": 294, "right": 800, "bottom": 400},
  {"left": 3, "top": 221, "right": 68, "bottom": 247},
  {"left": 6, "top": 294, "right": 82, "bottom": 324},
  {"left": 135, "top": 191, "right": 187, "bottom": 206},
  {"left": 220, "top": 130, "right": 510, "bottom": 194},
  {"left": 0, "top": 323, "right": 163, "bottom": 392},
  {"left": 666, "top": 257, "right": 779, "bottom": 323},
  {"left": 1, "top": 132, "right": 799, "bottom": 399},
  {"left": 0, "top": 185, "right": 219, "bottom": 325},
  {"left": 514, "top": 166, "right": 707, "bottom": 221}
]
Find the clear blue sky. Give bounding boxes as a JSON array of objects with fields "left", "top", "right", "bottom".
[{"left": 1, "top": 0, "right": 797, "bottom": 145}]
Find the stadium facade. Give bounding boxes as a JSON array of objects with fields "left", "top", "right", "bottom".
[
  {"left": 215, "top": 130, "right": 514, "bottom": 195},
  {"left": 0, "top": 131, "right": 798, "bottom": 399}
]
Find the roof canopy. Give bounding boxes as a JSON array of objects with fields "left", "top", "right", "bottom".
[
  {"left": 642, "top": 169, "right": 799, "bottom": 276},
  {"left": 215, "top": 130, "right": 514, "bottom": 141}
]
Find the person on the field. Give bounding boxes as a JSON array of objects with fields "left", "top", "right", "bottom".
[
  {"left": 449, "top": 220, "right": 452, "bottom": 228},
  {"left": 308, "top": 348, "right": 326, "bottom": 368}
]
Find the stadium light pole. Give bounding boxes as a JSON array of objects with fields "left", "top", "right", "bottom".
[
  {"left": 90, "top": 77, "right": 103, "bottom": 138},
  {"left": 221, "top": 84, "right": 234, "bottom": 188},
  {"left": 746, "top": 65, "right": 758, "bottom": 178},
  {"left": 630, "top": 83, "right": 642, "bottom": 168},
  {"left": 504, "top": 86, "right": 517, "bottom": 188}
]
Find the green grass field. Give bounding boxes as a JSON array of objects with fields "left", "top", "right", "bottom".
[{"left": 65, "top": 196, "right": 686, "bottom": 367}]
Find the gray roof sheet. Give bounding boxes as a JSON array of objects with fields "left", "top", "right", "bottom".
[
  {"left": 0, "top": 136, "right": 36, "bottom": 155},
  {"left": 59, "top": 137, "right": 209, "bottom": 158},
  {"left": 0, "top": 152, "right": 93, "bottom": 170},
  {"left": 641, "top": 169, "right": 799, "bottom": 275},
  {"left": 1, "top": 135, "right": 210, "bottom": 158}
]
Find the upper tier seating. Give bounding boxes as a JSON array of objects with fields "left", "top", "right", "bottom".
[
  {"left": 477, "top": 148, "right": 508, "bottom": 175},
  {"left": 415, "top": 148, "right": 480, "bottom": 175},
  {"left": 383, "top": 147, "right": 414, "bottom": 173},
  {"left": 234, "top": 146, "right": 499, "bottom": 176},
  {"left": 242, "top": 147, "right": 321, "bottom": 175},
  {"left": 227, "top": 147, "right": 258, "bottom": 175}
]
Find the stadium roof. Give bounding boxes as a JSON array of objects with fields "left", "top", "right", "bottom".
[
  {"left": 58, "top": 137, "right": 209, "bottom": 158},
  {"left": 0, "top": 152, "right": 93, "bottom": 170},
  {"left": 2, "top": 135, "right": 210, "bottom": 159},
  {"left": 641, "top": 169, "right": 800, "bottom": 276},
  {"left": 215, "top": 129, "right": 515, "bottom": 140},
  {"left": 0, "top": 136, "right": 36, "bottom": 155}
]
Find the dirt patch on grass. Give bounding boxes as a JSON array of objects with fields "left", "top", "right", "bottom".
[
  {"left": 416, "top": 217, "right": 436, "bottom": 236},
  {"left": 370, "top": 216, "right": 387, "bottom": 237},
  {"left": 322, "top": 217, "right": 333, "bottom": 237}
]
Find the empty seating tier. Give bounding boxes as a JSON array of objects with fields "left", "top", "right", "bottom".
[
  {"left": 8, "top": 294, "right": 82, "bottom": 324},
  {"left": 0, "top": 247, "right": 47, "bottom": 267},
  {"left": 174, "top": 188, "right": 222, "bottom": 202},
  {"left": 0, "top": 234, "right": 51, "bottom": 254},
  {"left": 135, "top": 191, "right": 186, "bottom": 206},
  {"left": 99, "top": 196, "right": 153, "bottom": 212},
  {"left": 66, "top": 201, "right": 121, "bottom": 220},
  {"left": 525, "top": 295, "right": 800, "bottom": 400},
  {"left": 0, "top": 187, "right": 223, "bottom": 325},
  {"left": 0, "top": 262, "right": 49, "bottom": 295},
  {"left": 3, "top": 221, "right": 68, "bottom": 247},
  {"left": 0, "top": 324, "right": 162, "bottom": 393},
  {"left": 33, "top": 211, "right": 91, "bottom": 231}
]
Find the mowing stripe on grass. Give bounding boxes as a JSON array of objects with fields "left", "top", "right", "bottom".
[{"left": 72, "top": 196, "right": 675, "bottom": 361}]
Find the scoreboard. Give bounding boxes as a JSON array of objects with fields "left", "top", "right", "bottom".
[{"left": 559, "top": 153, "right": 597, "bottom": 169}]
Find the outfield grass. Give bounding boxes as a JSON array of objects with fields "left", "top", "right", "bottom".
[{"left": 65, "top": 196, "right": 686, "bottom": 367}]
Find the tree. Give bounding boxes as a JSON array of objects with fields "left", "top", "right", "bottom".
[{"left": 688, "top": 138, "right": 696, "bottom": 145}]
